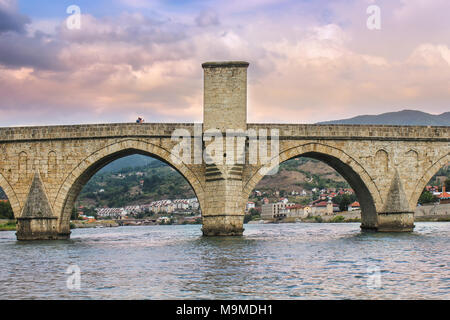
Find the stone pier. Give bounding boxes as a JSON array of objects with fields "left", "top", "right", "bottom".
[{"left": 201, "top": 61, "right": 249, "bottom": 236}]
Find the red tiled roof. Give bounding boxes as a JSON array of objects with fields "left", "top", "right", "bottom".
[
  {"left": 439, "top": 187, "right": 450, "bottom": 199},
  {"left": 350, "top": 201, "right": 360, "bottom": 207},
  {"left": 313, "top": 201, "right": 329, "bottom": 207}
]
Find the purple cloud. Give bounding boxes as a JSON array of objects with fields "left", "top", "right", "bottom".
[
  {"left": 0, "top": 1, "right": 30, "bottom": 34},
  {"left": 0, "top": 0, "right": 449, "bottom": 127}
]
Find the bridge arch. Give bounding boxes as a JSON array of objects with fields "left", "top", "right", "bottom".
[
  {"left": 0, "top": 173, "right": 22, "bottom": 218},
  {"left": 0, "top": 173, "right": 21, "bottom": 218},
  {"left": 53, "top": 139, "right": 205, "bottom": 233},
  {"left": 410, "top": 152, "right": 450, "bottom": 208},
  {"left": 243, "top": 142, "right": 381, "bottom": 229}
]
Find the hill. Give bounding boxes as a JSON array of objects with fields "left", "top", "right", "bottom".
[
  {"left": 318, "top": 110, "right": 450, "bottom": 126},
  {"left": 98, "top": 154, "right": 154, "bottom": 173},
  {"left": 77, "top": 157, "right": 195, "bottom": 209},
  {"left": 75, "top": 156, "right": 349, "bottom": 209}
]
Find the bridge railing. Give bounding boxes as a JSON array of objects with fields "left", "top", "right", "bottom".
[{"left": 0, "top": 122, "right": 448, "bottom": 142}]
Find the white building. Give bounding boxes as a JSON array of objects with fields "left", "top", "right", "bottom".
[
  {"left": 96, "top": 207, "right": 128, "bottom": 219},
  {"left": 246, "top": 201, "right": 256, "bottom": 212},
  {"left": 261, "top": 202, "right": 294, "bottom": 219}
]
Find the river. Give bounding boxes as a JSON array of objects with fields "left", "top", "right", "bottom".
[{"left": 0, "top": 222, "right": 449, "bottom": 299}]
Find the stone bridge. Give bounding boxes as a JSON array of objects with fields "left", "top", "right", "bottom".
[{"left": 0, "top": 61, "right": 448, "bottom": 240}]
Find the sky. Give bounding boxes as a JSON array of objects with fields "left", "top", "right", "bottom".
[{"left": 0, "top": 0, "right": 449, "bottom": 126}]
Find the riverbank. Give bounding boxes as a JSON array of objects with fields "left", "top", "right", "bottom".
[
  {"left": 256, "top": 215, "right": 450, "bottom": 224},
  {"left": 415, "top": 215, "right": 450, "bottom": 222},
  {"left": 70, "top": 218, "right": 201, "bottom": 229},
  {"left": 2, "top": 207, "right": 450, "bottom": 232},
  {"left": 251, "top": 204, "right": 450, "bottom": 224},
  {"left": 249, "top": 215, "right": 361, "bottom": 224},
  {"left": 0, "top": 219, "right": 121, "bottom": 231},
  {"left": 0, "top": 220, "right": 15, "bottom": 231},
  {"left": 71, "top": 220, "right": 120, "bottom": 229}
]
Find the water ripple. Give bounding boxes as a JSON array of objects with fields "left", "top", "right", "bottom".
[{"left": 0, "top": 223, "right": 449, "bottom": 299}]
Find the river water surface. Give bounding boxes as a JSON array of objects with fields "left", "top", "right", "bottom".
[{"left": 0, "top": 222, "right": 449, "bottom": 299}]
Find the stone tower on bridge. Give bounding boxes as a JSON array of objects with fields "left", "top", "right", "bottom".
[
  {"left": 201, "top": 61, "right": 249, "bottom": 236},
  {"left": 0, "top": 61, "right": 449, "bottom": 240}
]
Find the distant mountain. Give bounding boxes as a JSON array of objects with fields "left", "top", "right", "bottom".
[
  {"left": 318, "top": 110, "right": 450, "bottom": 126},
  {"left": 99, "top": 155, "right": 155, "bottom": 173}
]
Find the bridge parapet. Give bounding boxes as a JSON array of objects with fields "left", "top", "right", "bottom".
[
  {"left": 1, "top": 122, "right": 448, "bottom": 142},
  {"left": 0, "top": 123, "right": 198, "bottom": 142},
  {"left": 248, "top": 124, "right": 450, "bottom": 141}
]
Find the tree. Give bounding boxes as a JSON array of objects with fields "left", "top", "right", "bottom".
[
  {"left": 445, "top": 178, "right": 450, "bottom": 191},
  {"left": 418, "top": 190, "right": 437, "bottom": 205},
  {"left": 71, "top": 207, "right": 79, "bottom": 220},
  {"left": 244, "top": 208, "right": 261, "bottom": 223},
  {"left": 0, "top": 201, "right": 14, "bottom": 219},
  {"left": 143, "top": 175, "right": 162, "bottom": 193},
  {"left": 334, "top": 194, "right": 351, "bottom": 212}
]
